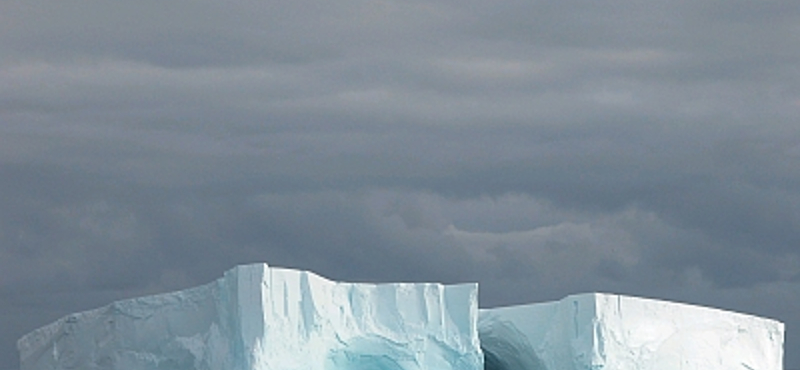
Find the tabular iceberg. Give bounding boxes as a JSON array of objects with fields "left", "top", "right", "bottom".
[
  {"left": 17, "top": 263, "right": 482, "bottom": 370},
  {"left": 478, "top": 293, "right": 785, "bottom": 370},
  {"left": 18, "top": 263, "right": 785, "bottom": 370}
]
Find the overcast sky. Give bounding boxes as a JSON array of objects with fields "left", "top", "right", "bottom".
[{"left": 1, "top": 0, "right": 799, "bottom": 368}]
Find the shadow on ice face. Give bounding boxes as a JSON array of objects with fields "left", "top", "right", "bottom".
[{"left": 480, "top": 320, "right": 547, "bottom": 370}]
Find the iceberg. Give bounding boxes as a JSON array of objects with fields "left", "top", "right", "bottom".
[
  {"left": 17, "top": 263, "right": 482, "bottom": 370},
  {"left": 18, "top": 264, "right": 785, "bottom": 370},
  {"left": 478, "top": 293, "right": 785, "bottom": 370}
]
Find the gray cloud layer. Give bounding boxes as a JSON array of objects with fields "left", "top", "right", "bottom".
[{"left": 2, "top": 0, "right": 799, "bottom": 368}]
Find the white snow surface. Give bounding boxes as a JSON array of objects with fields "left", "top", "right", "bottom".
[
  {"left": 478, "top": 293, "right": 785, "bottom": 370},
  {"left": 17, "top": 263, "right": 482, "bottom": 370}
]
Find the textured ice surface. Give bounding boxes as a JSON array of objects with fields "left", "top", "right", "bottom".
[
  {"left": 479, "top": 293, "right": 784, "bottom": 370},
  {"left": 17, "top": 263, "right": 482, "bottom": 370},
  {"left": 18, "top": 265, "right": 785, "bottom": 370}
]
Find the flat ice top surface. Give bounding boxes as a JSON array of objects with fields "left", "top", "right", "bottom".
[{"left": 478, "top": 293, "right": 784, "bottom": 370}]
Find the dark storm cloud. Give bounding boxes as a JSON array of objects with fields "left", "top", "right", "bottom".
[{"left": 2, "top": 0, "right": 800, "bottom": 368}]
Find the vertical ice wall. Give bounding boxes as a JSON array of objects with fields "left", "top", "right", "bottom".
[
  {"left": 241, "top": 264, "right": 481, "bottom": 370},
  {"left": 17, "top": 263, "right": 482, "bottom": 370},
  {"left": 478, "top": 293, "right": 785, "bottom": 370},
  {"left": 592, "top": 294, "right": 784, "bottom": 370}
]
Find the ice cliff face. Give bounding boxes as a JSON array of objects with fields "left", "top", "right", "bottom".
[
  {"left": 478, "top": 293, "right": 785, "bottom": 370},
  {"left": 18, "top": 264, "right": 785, "bottom": 370},
  {"left": 17, "top": 263, "right": 482, "bottom": 370}
]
